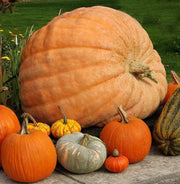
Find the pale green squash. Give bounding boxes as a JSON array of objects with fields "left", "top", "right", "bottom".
[{"left": 56, "top": 132, "right": 107, "bottom": 174}]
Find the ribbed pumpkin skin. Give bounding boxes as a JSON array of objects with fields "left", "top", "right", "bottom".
[
  {"left": 104, "top": 149, "right": 129, "bottom": 173},
  {"left": 0, "top": 105, "right": 21, "bottom": 167},
  {"left": 51, "top": 118, "right": 81, "bottom": 138},
  {"left": 1, "top": 130, "right": 57, "bottom": 183},
  {"left": 19, "top": 6, "right": 167, "bottom": 128},
  {"left": 100, "top": 117, "right": 152, "bottom": 163},
  {"left": 153, "top": 88, "right": 180, "bottom": 156},
  {"left": 56, "top": 132, "right": 107, "bottom": 174}
]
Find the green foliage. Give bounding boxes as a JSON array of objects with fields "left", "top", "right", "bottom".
[
  {"left": 0, "top": 32, "right": 9, "bottom": 105},
  {"left": 0, "top": 26, "right": 34, "bottom": 109},
  {"left": 173, "top": 36, "right": 180, "bottom": 53},
  {"left": 0, "top": 0, "right": 18, "bottom": 14},
  {"left": 0, "top": 0, "right": 179, "bottom": 110}
]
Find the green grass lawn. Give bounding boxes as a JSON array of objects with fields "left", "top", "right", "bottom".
[{"left": 0, "top": 0, "right": 180, "bottom": 81}]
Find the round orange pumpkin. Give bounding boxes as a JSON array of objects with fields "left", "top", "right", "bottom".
[
  {"left": 1, "top": 114, "right": 57, "bottom": 183},
  {"left": 104, "top": 149, "right": 129, "bottom": 173},
  {"left": 100, "top": 105, "right": 152, "bottom": 163},
  {"left": 18, "top": 6, "right": 167, "bottom": 128},
  {"left": 0, "top": 105, "right": 21, "bottom": 167}
]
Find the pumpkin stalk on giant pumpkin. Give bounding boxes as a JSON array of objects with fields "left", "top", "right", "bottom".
[{"left": 128, "top": 60, "right": 157, "bottom": 83}]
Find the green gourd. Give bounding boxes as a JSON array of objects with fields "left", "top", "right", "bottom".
[
  {"left": 153, "top": 88, "right": 180, "bottom": 155},
  {"left": 56, "top": 132, "right": 107, "bottom": 173}
]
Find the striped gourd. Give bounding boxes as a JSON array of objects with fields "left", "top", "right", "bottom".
[
  {"left": 56, "top": 132, "right": 107, "bottom": 173},
  {"left": 153, "top": 88, "right": 180, "bottom": 155}
]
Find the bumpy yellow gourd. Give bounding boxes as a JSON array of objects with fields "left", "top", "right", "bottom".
[
  {"left": 22, "top": 113, "right": 51, "bottom": 135},
  {"left": 28, "top": 122, "right": 51, "bottom": 136},
  {"left": 51, "top": 106, "right": 81, "bottom": 138}
]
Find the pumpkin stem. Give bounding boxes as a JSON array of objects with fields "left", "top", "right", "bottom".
[
  {"left": 20, "top": 114, "right": 30, "bottom": 135},
  {"left": 117, "top": 105, "right": 130, "bottom": 123},
  {"left": 129, "top": 60, "right": 157, "bottom": 83},
  {"left": 57, "top": 105, "right": 67, "bottom": 124},
  {"left": 20, "top": 113, "right": 39, "bottom": 134},
  {"left": 171, "top": 71, "right": 180, "bottom": 85},
  {"left": 79, "top": 134, "right": 89, "bottom": 147},
  {"left": 21, "top": 112, "right": 38, "bottom": 127},
  {"left": 113, "top": 149, "right": 120, "bottom": 157},
  {"left": 0, "top": 86, "right": 8, "bottom": 93}
]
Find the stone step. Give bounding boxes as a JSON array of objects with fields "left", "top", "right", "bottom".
[{"left": 0, "top": 144, "right": 180, "bottom": 184}]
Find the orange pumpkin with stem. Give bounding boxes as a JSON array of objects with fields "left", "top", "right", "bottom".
[
  {"left": 104, "top": 149, "right": 129, "bottom": 173},
  {"left": 163, "top": 71, "right": 180, "bottom": 105},
  {"left": 100, "top": 105, "right": 152, "bottom": 163},
  {"left": 1, "top": 113, "right": 57, "bottom": 183},
  {"left": 18, "top": 6, "right": 167, "bottom": 128}
]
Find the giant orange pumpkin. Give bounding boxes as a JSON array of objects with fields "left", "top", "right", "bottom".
[{"left": 18, "top": 6, "right": 167, "bottom": 128}]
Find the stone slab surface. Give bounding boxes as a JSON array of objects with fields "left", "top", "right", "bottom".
[{"left": 0, "top": 145, "right": 180, "bottom": 184}]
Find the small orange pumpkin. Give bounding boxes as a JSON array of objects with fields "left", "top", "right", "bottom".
[
  {"left": 104, "top": 149, "right": 129, "bottom": 173},
  {"left": 1, "top": 113, "right": 57, "bottom": 183},
  {"left": 163, "top": 71, "right": 180, "bottom": 105},
  {"left": 100, "top": 105, "right": 152, "bottom": 163},
  {"left": 51, "top": 105, "right": 81, "bottom": 138},
  {"left": 23, "top": 112, "right": 51, "bottom": 135}
]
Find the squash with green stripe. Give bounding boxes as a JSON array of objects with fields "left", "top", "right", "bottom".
[{"left": 153, "top": 88, "right": 180, "bottom": 155}]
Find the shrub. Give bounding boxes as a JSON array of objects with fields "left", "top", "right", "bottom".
[{"left": 0, "top": 25, "right": 34, "bottom": 110}]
